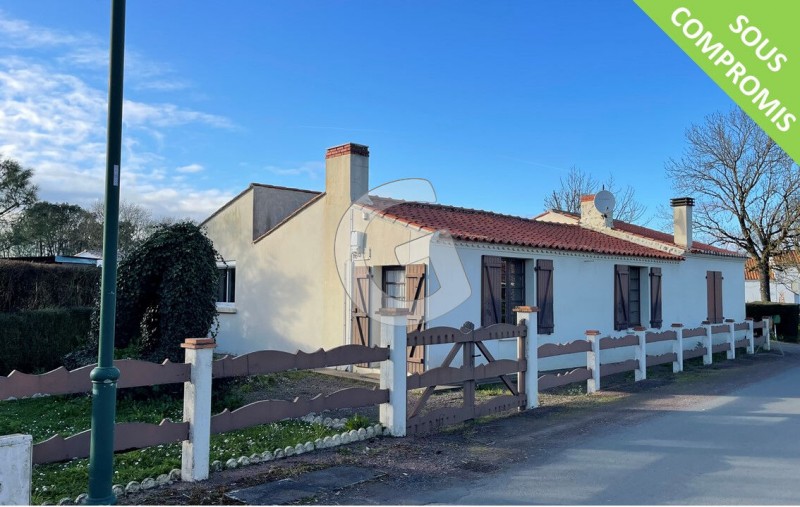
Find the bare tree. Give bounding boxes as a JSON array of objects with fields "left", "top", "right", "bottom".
[
  {"left": 88, "top": 200, "right": 156, "bottom": 255},
  {"left": 544, "top": 166, "right": 648, "bottom": 223},
  {"left": 666, "top": 108, "right": 800, "bottom": 302}
]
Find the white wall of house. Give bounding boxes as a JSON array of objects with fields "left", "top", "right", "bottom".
[
  {"left": 745, "top": 278, "right": 799, "bottom": 303},
  {"left": 204, "top": 188, "right": 330, "bottom": 355},
  {"left": 418, "top": 242, "right": 745, "bottom": 370}
]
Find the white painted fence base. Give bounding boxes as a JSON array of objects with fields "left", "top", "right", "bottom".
[
  {"left": 181, "top": 338, "right": 216, "bottom": 482},
  {"left": 378, "top": 309, "right": 409, "bottom": 437},
  {"left": 0, "top": 434, "right": 32, "bottom": 505}
]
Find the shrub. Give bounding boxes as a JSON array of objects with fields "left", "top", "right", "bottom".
[
  {"left": 0, "top": 307, "right": 93, "bottom": 375},
  {"left": 90, "top": 222, "right": 218, "bottom": 363},
  {"left": 746, "top": 302, "right": 799, "bottom": 342},
  {"left": 0, "top": 260, "right": 99, "bottom": 312}
]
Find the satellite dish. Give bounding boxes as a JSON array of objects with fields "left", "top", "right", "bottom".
[{"left": 594, "top": 190, "right": 616, "bottom": 215}]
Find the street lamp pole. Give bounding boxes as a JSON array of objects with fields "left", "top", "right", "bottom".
[{"left": 86, "top": 0, "right": 126, "bottom": 503}]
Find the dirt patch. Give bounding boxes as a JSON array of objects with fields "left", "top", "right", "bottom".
[{"left": 120, "top": 344, "right": 800, "bottom": 505}]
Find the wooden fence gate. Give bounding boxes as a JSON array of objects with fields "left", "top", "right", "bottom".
[{"left": 405, "top": 321, "right": 528, "bottom": 435}]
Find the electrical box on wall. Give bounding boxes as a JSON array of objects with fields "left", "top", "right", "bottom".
[{"left": 350, "top": 231, "right": 366, "bottom": 255}]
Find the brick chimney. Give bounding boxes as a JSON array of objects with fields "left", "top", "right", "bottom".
[
  {"left": 579, "top": 194, "right": 613, "bottom": 229},
  {"left": 671, "top": 197, "right": 694, "bottom": 250},
  {"left": 325, "top": 143, "right": 369, "bottom": 207}
]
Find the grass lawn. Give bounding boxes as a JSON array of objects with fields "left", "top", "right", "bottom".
[{"left": 0, "top": 379, "right": 358, "bottom": 505}]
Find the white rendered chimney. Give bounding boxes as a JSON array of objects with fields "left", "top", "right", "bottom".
[
  {"left": 579, "top": 193, "right": 614, "bottom": 229},
  {"left": 671, "top": 197, "right": 694, "bottom": 250},
  {"left": 325, "top": 143, "right": 369, "bottom": 206}
]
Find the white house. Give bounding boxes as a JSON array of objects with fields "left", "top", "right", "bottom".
[
  {"left": 203, "top": 143, "right": 746, "bottom": 372},
  {"left": 744, "top": 255, "right": 800, "bottom": 303}
]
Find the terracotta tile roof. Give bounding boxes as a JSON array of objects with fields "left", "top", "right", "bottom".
[
  {"left": 745, "top": 253, "right": 800, "bottom": 280},
  {"left": 745, "top": 258, "right": 767, "bottom": 280},
  {"left": 364, "top": 197, "right": 683, "bottom": 261},
  {"left": 541, "top": 209, "right": 745, "bottom": 258}
]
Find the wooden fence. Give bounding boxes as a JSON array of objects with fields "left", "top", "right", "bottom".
[
  {"left": 0, "top": 339, "right": 391, "bottom": 483},
  {"left": 0, "top": 311, "right": 774, "bottom": 501},
  {"left": 405, "top": 321, "right": 528, "bottom": 435}
]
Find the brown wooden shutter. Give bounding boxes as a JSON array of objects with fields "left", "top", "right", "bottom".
[
  {"left": 351, "top": 266, "right": 371, "bottom": 350},
  {"left": 405, "top": 264, "right": 426, "bottom": 373},
  {"left": 614, "top": 265, "right": 630, "bottom": 331},
  {"left": 536, "top": 259, "right": 554, "bottom": 334},
  {"left": 481, "top": 256, "right": 503, "bottom": 326},
  {"left": 405, "top": 264, "right": 426, "bottom": 332},
  {"left": 706, "top": 271, "right": 723, "bottom": 323},
  {"left": 715, "top": 272, "right": 723, "bottom": 323},
  {"left": 649, "top": 267, "right": 662, "bottom": 328}
]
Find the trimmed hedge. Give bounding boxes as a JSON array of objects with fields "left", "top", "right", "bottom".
[
  {"left": 0, "top": 307, "right": 93, "bottom": 375},
  {"left": 0, "top": 260, "right": 100, "bottom": 312},
  {"left": 746, "top": 302, "right": 800, "bottom": 342}
]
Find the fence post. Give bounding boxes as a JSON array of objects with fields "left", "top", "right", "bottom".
[
  {"left": 181, "top": 337, "right": 216, "bottom": 482},
  {"left": 745, "top": 318, "right": 755, "bottom": 355},
  {"left": 763, "top": 317, "right": 772, "bottom": 351},
  {"left": 671, "top": 323, "right": 684, "bottom": 373},
  {"left": 633, "top": 326, "right": 647, "bottom": 381},
  {"left": 702, "top": 321, "right": 713, "bottom": 365},
  {"left": 0, "top": 434, "right": 32, "bottom": 505},
  {"left": 585, "top": 330, "right": 601, "bottom": 393},
  {"left": 515, "top": 307, "right": 538, "bottom": 409},
  {"left": 378, "top": 308, "right": 409, "bottom": 437},
  {"left": 725, "top": 319, "right": 736, "bottom": 360}
]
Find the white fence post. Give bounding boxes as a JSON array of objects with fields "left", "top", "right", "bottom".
[
  {"left": 763, "top": 317, "right": 772, "bottom": 351},
  {"left": 0, "top": 434, "right": 32, "bottom": 505},
  {"left": 745, "top": 318, "right": 755, "bottom": 355},
  {"left": 586, "top": 330, "right": 601, "bottom": 394},
  {"left": 702, "top": 321, "right": 713, "bottom": 365},
  {"left": 634, "top": 326, "right": 647, "bottom": 381},
  {"left": 378, "top": 308, "right": 409, "bottom": 437},
  {"left": 725, "top": 319, "right": 736, "bottom": 360},
  {"left": 515, "top": 307, "right": 539, "bottom": 409},
  {"left": 181, "top": 337, "right": 216, "bottom": 482},
  {"left": 671, "top": 323, "right": 684, "bottom": 373}
]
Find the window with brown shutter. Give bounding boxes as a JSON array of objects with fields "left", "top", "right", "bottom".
[
  {"left": 404, "top": 264, "right": 426, "bottom": 374},
  {"left": 481, "top": 256, "right": 503, "bottom": 326},
  {"left": 351, "top": 266, "right": 371, "bottom": 351},
  {"left": 536, "top": 259, "right": 554, "bottom": 334},
  {"left": 482, "top": 256, "right": 525, "bottom": 326},
  {"left": 706, "top": 270, "right": 723, "bottom": 323},
  {"left": 614, "top": 265, "right": 630, "bottom": 330},
  {"left": 649, "top": 267, "right": 662, "bottom": 328}
]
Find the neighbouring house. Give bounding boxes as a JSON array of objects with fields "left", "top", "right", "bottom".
[
  {"left": 203, "top": 143, "right": 746, "bottom": 372},
  {"left": 744, "top": 254, "right": 800, "bottom": 303},
  {"left": 3, "top": 254, "right": 100, "bottom": 267}
]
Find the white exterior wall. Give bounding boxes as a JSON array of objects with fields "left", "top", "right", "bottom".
[
  {"left": 204, "top": 189, "right": 328, "bottom": 355},
  {"left": 422, "top": 242, "right": 746, "bottom": 370},
  {"left": 745, "top": 279, "right": 799, "bottom": 303}
]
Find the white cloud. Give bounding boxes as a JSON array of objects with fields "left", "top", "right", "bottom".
[
  {"left": 176, "top": 163, "right": 204, "bottom": 174},
  {"left": 266, "top": 161, "right": 324, "bottom": 179},
  {"left": 0, "top": 11, "right": 236, "bottom": 221}
]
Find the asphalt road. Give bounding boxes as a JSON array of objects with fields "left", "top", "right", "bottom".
[{"left": 414, "top": 362, "right": 800, "bottom": 505}]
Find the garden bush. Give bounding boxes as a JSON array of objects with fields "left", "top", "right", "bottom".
[
  {"left": 0, "top": 307, "right": 93, "bottom": 375},
  {"left": 0, "top": 260, "right": 99, "bottom": 312}
]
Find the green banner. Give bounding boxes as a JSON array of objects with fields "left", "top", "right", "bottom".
[{"left": 635, "top": 0, "right": 800, "bottom": 163}]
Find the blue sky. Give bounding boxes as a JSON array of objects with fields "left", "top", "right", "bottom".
[{"left": 0, "top": 1, "right": 734, "bottom": 222}]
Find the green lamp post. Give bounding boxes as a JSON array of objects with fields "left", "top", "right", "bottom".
[{"left": 86, "top": 0, "right": 126, "bottom": 503}]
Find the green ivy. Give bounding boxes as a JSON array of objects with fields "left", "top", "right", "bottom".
[{"left": 91, "top": 222, "right": 219, "bottom": 363}]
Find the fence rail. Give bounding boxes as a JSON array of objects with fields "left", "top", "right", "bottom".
[
  {"left": 0, "top": 359, "right": 189, "bottom": 400},
  {"left": 212, "top": 345, "right": 389, "bottom": 378}
]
